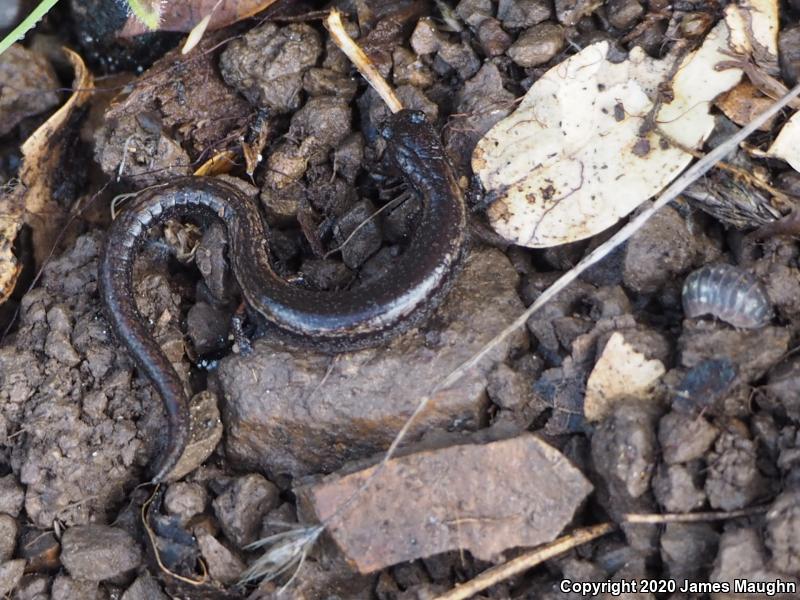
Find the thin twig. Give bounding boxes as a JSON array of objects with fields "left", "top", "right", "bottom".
[
  {"left": 624, "top": 505, "right": 768, "bottom": 524},
  {"left": 434, "top": 523, "right": 615, "bottom": 600},
  {"left": 324, "top": 9, "right": 403, "bottom": 113}
]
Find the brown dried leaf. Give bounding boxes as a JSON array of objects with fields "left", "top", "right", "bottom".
[
  {"left": 0, "top": 48, "right": 94, "bottom": 304},
  {"left": 120, "top": 0, "right": 280, "bottom": 36},
  {"left": 194, "top": 151, "right": 237, "bottom": 176},
  {"left": 716, "top": 81, "right": 777, "bottom": 131}
]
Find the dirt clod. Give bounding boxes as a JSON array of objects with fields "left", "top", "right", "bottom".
[
  {"left": 0, "top": 474, "right": 23, "bottom": 517},
  {"left": 220, "top": 22, "right": 322, "bottom": 113},
  {"left": 0, "top": 560, "right": 25, "bottom": 597},
  {"left": 652, "top": 462, "right": 706, "bottom": 512},
  {"left": 0, "top": 514, "right": 17, "bottom": 562},
  {"left": 765, "top": 489, "right": 800, "bottom": 575},
  {"left": 164, "top": 482, "right": 207, "bottom": 525},
  {"left": 661, "top": 523, "right": 720, "bottom": 581},
  {"left": 705, "top": 429, "right": 766, "bottom": 511},
  {"left": 196, "top": 530, "right": 246, "bottom": 585},
  {"left": 50, "top": 575, "right": 102, "bottom": 600},
  {"left": 658, "top": 411, "right": 719, "bottom": 464}
]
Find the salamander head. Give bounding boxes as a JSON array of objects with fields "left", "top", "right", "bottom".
[{"left": 380, "top": 109, "right": 443, "bottom": 172}]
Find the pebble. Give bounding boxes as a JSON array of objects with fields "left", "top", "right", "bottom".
[
  {"left": 0, "top": 515, "right": 17, "bottom": 562},
  {"left": 0, "top": 475, "right": 24, "bottom": 517},
  {"left": 477, "top": 18, "right": 513, "bottom": 56},
  {"left": 121, "top": 573, "right": 168, "bottom": 600},
  {"left": 213, "top": 474, "right": 280, "bottom": 549},
  {"left": 164, "top": 482, "right": 208, "bottom": 525},
  {"left": 302, "top": 67, "right": 358, "bottom": 100},
  {"left": 0, "top": 560, "right": 25, "bottom": 598},
  {"left": 605, "top": 0, "right": 644, "bottom": 30},
  {"left": 196, "top": 530, "right": 246, "bottom": 585},
  {"left": 50, "top": 575, "right": 102, "bottom": 600},
  {"left": 60, "top": 525, "right": 142, "bottom": 582},
  {"left": 497, "top": 0, "right": 552, "bottom": 28},
  {"left": 186, "top": 302, "right": 230, "bottom": 356},
  {"left": 455, "top": 0, "right": 493, "bottom": 25},
  {"left": 507, "top": 23, "right": 565, "bottom": 68}
]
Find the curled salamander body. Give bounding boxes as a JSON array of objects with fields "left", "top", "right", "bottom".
[{"left": 99, "top": 110, "right": 468, "bottom": 482}]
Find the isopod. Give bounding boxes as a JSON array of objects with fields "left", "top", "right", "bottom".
[{"left": 682, "top": 264, "right": 772, "bottom": 329}]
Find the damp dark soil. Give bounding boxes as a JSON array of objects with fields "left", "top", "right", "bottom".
[{"left": 2, "top": 0, "right": 800, "bottom": 598}]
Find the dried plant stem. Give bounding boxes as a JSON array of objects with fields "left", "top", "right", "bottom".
[
  {"left": 624, "top": 505, "right": 768, "bottom": 524},
  {"left": 434, "top": 523, "right": 615, "bottom": 600},
  {"left": 325, "top": 9, "right": 403, "bottom": 113}
]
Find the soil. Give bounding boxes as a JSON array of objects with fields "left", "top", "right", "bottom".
[{"left": 2, "top": 0, "right": 800, "bottom": 598}]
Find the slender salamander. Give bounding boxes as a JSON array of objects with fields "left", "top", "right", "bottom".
[{"left": 98, "top": 110, "right": 468, "bottom": 482}]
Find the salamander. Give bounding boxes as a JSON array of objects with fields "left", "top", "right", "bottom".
[{"left": 98, "top": 109, "right": 468, "bottom": 482}]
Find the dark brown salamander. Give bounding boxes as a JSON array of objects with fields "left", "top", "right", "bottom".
[{"left": 99, "top": 110, "right": 468, "bottom": 483}]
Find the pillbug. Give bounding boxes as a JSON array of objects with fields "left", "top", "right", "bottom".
[{"left": 682, "top": 264, "right": 772, "bottom": 329}]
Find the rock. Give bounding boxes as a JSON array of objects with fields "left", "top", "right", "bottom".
[
  {"left": 765, "top": 489, "right": 800, "bottom": 575},
  {"left": 477, "top": 18, "right": 513, "bottom": 56},
  {"left": 705, "top": 430, "right": 765, "bottom": 511},
  {"left": 456, "top": 0, "right": 493, "bottom": 25},
  {"left": 303, "top": 434, "right": 592, "bottom": 573},
  {"left": 51, "top": 575, "right": 102, "bottom": 600},
  {"left": 661, "top": 523, "right": 720, "bottom": 581},
  {"left": 60, "top": 524, "right": 142, "bottom": 582},
  {"left": 623, "top": 205, "right": 697, "bottom": 294},
  {"left": 0, "top": 45, "right": 60, "bottom": 136},
  {"left": 186, "top": 302, "right": 230, "bottom": 356},
  {"left": 435, "top": 39, "right": 481, "bottom": 79},
  {"left": 220, "top": 22, "right": 322, "bottom": 112},
  {"left": 121, "top": 573, "right": 168, "bottom": 600},
  {"left": 652, "top": 462, "right": 706, "bottom": 513},
  {"left": 163, "top": 391, "right": 223, "bottom": 482},
  {"left": 219, "top": 248, "right": 527, "bottom": 477},
  {"left": 0, "top": 515, "right": 17, "bottom": 562},
  {"left": 0, "top": 560, "right": 25, "bottom": 597},
  {"left": 410, "top": 18, "right": 445, "bottom": 54},
  {"left": 0, "top": 0, "right": 20, "bottom": 30},
  {"left": 592, "top": 402, "right": 658, "bottom": 500},
  {"left": 658, "top": 411, "right": 719, "bottom": 464},
  {"left": 507, "top": 23, "right": 565, "bottom": 68},
  {"left": 12, "top": 574, "right": 48, "bottom": 600},
  {"left": 333, "top": 200, "right": 383, "bottom": 269},
  {"left": 0, "top": 475, "right": 23, "bottom": 517},
  {"left": 164, "top": 482, "right": 208, "bottom": 525},
  {"left": 497, "top": 0, "right": 552, "bottom": 28},
  {"left": 213, "top": 474, "right": 280, "bottom": 549},
  {"left": 679, "top": 321, "right": 790, "bottom": 384},
  {"left": 606, "top": 0, "right": 644, "bottom": 30},
  {"left": 196, "top": 530, "right": 246, "bottom": 585},
  {"left": 334, "top": 134, "right": 364, "bottom": 184}
]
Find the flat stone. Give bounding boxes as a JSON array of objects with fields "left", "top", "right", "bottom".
[
  {"left": 219, "top": 248, "right": 527, "bottom": 477},
  {"left": 302, "top": 434, "right": 592, "bottom": 573},
  {"left": 60, "top": 524, "right": 142, "bottom": 582}
]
